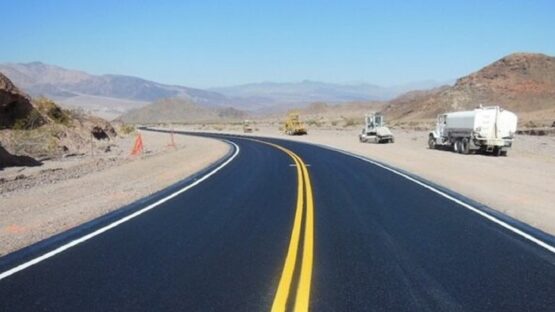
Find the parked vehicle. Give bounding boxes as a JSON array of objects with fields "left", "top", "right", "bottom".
[
  {"left": 428, "top": 105, "right": 517, "bottom": 156},
  {"left": 359, "top": 113, "right": 394, "bottom": 143},
  {"left": 243, "top": 120, "right": 253, "bottom": 133}
]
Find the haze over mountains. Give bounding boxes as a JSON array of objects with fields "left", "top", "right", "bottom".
[
  {"left": 2, "top": 52, "right": 554, "bottom": 126},
  {"left": 0, "top": 62, "right": 442, "bottom": 119},
  {"left": 210, "top": 80, "right": 444, "bottom": 111}
]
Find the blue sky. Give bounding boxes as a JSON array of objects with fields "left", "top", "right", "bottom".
[{"left": 1, "top": 0, "right": 554, "bottom": 88}]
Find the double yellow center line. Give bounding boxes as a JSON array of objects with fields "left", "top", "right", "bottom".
[{"left": 255, "top": 141, "right": 314, "bottom": 312}]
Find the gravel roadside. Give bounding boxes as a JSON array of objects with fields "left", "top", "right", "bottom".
[{"left": 0, "top": 131, "right": 229, "bottom": 256}]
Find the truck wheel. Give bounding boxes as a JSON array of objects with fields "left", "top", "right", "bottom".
[
  {"left": 390, "top": 138, "right": 394, "bottom": 143},
  {"left": 462, "top": 138, "right": 470, "bottom": 154},
  {"left": 501, "top": 150, "right": 508, "bottom": 157},
  {"left": 493, "top": 147, "right": 502, "bottom": 157},
  {"left": 428, "top": 137, "right": 435, "bottom": 149},
  {"left": 453, "top": 140, "right": 460, "bottom": 153}
]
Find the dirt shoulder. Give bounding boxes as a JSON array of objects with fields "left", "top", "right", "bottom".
[
  {"left": 184, "top": 124, "right": 555, "bottom": 237},
  {"left": 0, "top": 130, "right": 229, "bottom": 256}
]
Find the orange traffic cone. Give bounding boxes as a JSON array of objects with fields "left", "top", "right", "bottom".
[{"left": 131, "top": 133, "right": 144, "bottom": 156}]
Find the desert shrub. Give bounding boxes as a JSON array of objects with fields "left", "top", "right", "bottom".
[
  {"left": 524, "top": 120, "right": 537, "bottom": 128},
  {"left": 342, "top": 117, "right": 358, "bottom": 127},
  {"left": 34, "top": 97, "right": 71, "bottom": 126},
  {"left": 306, "top": 119, "right": 321, "bottom": 127},
  {"left": 12, "top": 109, "right": 43, "bottom": 130},
  {"left": 119, "top": 123, "right": 135, "bottom": 135}
]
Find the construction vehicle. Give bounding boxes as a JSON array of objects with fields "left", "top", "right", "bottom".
[
  {"left": 242, "top": 120, "right": 253, "bottom": 133},
  {"left": 428, "top": 105, "right": 517, "bottom": 156},
  {"left": 284, "top": 113, "right": 307, "bottom": 135},
  {"left": 359, "top": 112, "right": 394, "bottom": 143}
]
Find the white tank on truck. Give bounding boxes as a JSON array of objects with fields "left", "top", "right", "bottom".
[{"left": 428, "top": 105, "right": 517, "bottom": 156}]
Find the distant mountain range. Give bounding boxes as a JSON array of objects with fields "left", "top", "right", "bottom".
[
  {"left": 0, "top": 62, "right": 230, "bottom": 119},
  {"left": 0, "top": 62, "right": 444, "bottom": 119},
  {"left": 210, "top": 80, "right": 445, "bottom": 111}
]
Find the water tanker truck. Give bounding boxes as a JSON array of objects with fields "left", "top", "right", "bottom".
[{"left": 428, "top": 105, "right": 517, "bottom": 156}]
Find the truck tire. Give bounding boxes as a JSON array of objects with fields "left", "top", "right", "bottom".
[
  {"left": 428, "top": 137, "right": 436, "bottom": 149},
  {"left": 453, "top": 140, "right": 460, "bottom": 153},
  {"left": 390, "top": 138, "right": 394, "bottom": 143},
  {"left": 501, "top": 150, "right": 508, "bottom": 157},
  {"left": 493, "top": 146, "right": 502, "bottom": 157},
  {"left": 462, "top": 138, "right": 470, "bottom": 154}
]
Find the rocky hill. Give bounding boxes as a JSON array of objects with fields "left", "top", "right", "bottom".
[
  {"left": 383, "top": 53, "right": 555, "bottom": 125},
  {"left": 120, "top": 97, "right": 248, "bottom": 124},
  {"left": 0, "top": 72, "right": 45, "bottom": 129},
  {"left": 0, "top": 73, "right": 117, "bottom": 168}
]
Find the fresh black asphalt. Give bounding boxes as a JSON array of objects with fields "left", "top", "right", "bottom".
[{"left": 0, "top": 132, "right": 554, "bottom": 311}]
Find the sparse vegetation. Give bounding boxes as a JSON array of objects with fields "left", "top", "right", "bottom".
[
  {"left": 119, "top": 123, "right": 136, "bottom": 135},
  {"left": 12, "top": 109, "right": 44, "bottom": 130},
  {"left": 524, "top": 120, "right": 538, "bottom": 128},
  {"left": 34, "top": 97, "right": 72, "bottom": 126},
  {"left": 341, "top": 116, "right": 359, "bottom": 128},
  {"left": 306, "top": 119, "right": 321, "bottom": 127}
]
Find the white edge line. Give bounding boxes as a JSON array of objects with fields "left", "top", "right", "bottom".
[
  {"left": 0, "top": 140, "right": 240, "bottom": 281},
  {"left": 323, "top": 146, "right": 555, "bottom": 254}
]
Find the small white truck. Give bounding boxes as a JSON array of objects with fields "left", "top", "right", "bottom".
[
  {"left": 428, "top": 106, "right": 517, "bottom": 156},
  {"left": 359, "top": 113, "right": 394, "bottom": 143}
]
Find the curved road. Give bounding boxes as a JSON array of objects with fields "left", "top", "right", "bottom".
[{"left": 0, "top": 132, "right": 554, "bottom": 311}]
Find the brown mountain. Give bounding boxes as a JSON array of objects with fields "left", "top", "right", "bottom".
[{"left": 383, "top": 53, "right": 555, "bottom": 125}]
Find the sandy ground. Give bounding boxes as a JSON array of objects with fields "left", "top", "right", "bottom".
[
  {"left": 0, "top": 130, "right": 229, "bottom": 256},
  {"left": 182, "top": 124, "right": 555, "bottom": 237}
]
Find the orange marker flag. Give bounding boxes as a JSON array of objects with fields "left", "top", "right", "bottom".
[{"left": 131, "top": 133, "right": 144, "bottom": 156}]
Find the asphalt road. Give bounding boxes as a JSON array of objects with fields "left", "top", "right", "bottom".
[{"left": 1, "top": 132, "right": 554, "bottom": 311}]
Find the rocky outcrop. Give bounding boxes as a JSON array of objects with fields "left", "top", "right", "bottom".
[
  {"left": 0, "top": 72, "right": 44, "bottom": 129},
  {"left": 0, "top": 145, "right": 41, "bottom": 169}
]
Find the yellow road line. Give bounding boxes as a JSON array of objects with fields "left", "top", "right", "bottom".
[
  {"left": 294, "top": 154, "right": 314, "bottom": 311},
  {"left": 271, "top": 150, "right": 304, "bottom": 311},
  {"left": 246, "top": 138, "right": 314, "bottom": 312}
]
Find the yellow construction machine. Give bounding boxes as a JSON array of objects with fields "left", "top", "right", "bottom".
[
  {"left": 284, "top": 113, "right": 307, "bottom": 135},
  {"left": 242, "top": 120, "right": 253, "bottom": 133}
]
